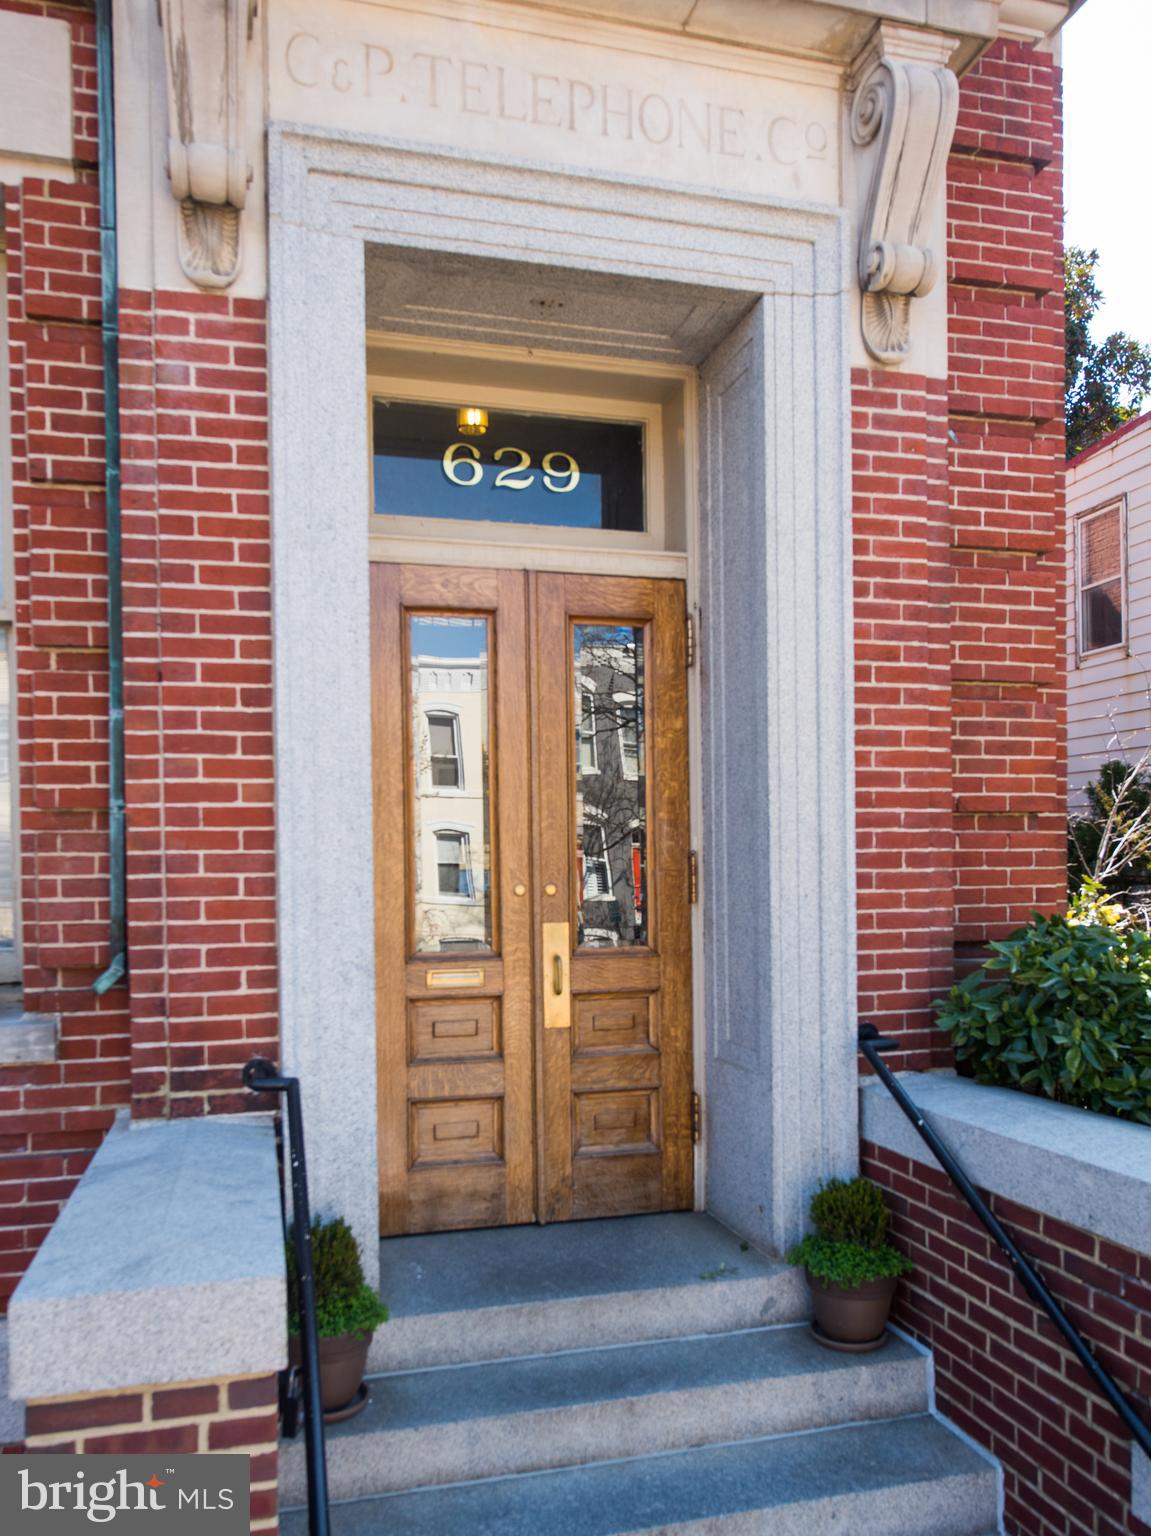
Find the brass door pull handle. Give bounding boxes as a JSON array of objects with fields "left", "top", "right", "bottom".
[{"left": 542, "top": 922, "right": 571, "bottom": 1029}]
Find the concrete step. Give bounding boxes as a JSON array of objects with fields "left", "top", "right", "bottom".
[
  {"left": 371, "top": 1213, "right": 805, "bottom": 1372},
  {"left": 281, "top": 1414, "right": 1000, "bottom": 1535},
  {"left": 283, "top": 1323, "right": 930, "bottom": 1503}
]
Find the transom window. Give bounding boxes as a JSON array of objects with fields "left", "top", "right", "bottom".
[
  {"left": 372, "top": 399, "right": 644, "bottom": 532},
  {"left": 1078, "top": 501, "right": 1125, "bottom": 655}
]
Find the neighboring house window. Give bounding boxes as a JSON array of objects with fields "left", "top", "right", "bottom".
[
  {"left": 435, "top": 830, "right": 473, "bottom": 897},
  {"left": 578, "top": 687, "right": 598, "bottom": 774},
  {"left": 617, "top": 696, "right": 641, "bottom": 778},
  {"left": 0, "top": 251, "right": 18, "bottom": 986},
  {"left": 427, "top": 711, "right": 462, "bottom": 787},
  {"left": 582, "top": 823, "right": 612, "bottom": 898},
  {"left": 1078, "top": 501, "right": 1125, "bottom": 655}
]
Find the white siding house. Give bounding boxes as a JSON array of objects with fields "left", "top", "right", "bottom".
[{"left": 1067, "top": 412, "right": 1151, "bottom": 806}]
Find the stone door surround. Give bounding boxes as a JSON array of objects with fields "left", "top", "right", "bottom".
[{"left": 267, "top": 123, "right": 856, "bottom": 1280}]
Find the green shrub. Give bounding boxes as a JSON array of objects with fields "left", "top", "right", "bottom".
[
  {"left": 286, "top": 1215, "right": 390, "bottom": 1339},
  {"left": 786, "top": 1176, "right": 910, "bottom": 1290},
  {"left": 934, "top": 884, "right": 1151, "bottom": 1125}
]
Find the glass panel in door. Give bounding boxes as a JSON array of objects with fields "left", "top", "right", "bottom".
[
  {"left": 573, "top": 623, "right": 648, "bottom": 948},
  {"left": 409, "top": 615, "right": 493, "bottom": 954}
]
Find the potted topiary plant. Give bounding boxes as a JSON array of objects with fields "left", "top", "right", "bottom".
[
  {"left": 787, "top": 1176, "right": 911, "bottom": 1352},
  {"left": 287, "top": 1214, "right": 389, "bottom": 1422}
]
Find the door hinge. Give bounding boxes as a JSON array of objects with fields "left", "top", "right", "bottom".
[
  {"left": 688, "top": 849, "right": 699, "bottom": 904},
  {"left": 691, "top": 1090, "right": 702, "bottom": 1144},
  {"left": 685, "top": 612, "right": 696, "bottom": 669}
]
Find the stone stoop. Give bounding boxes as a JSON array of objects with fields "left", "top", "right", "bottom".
[{"left": 280, "top": 1215, "right": 1000, "bottom": 1535}]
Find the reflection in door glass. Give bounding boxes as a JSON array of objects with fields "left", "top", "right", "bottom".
[
  {"left": 409, "top": 615, "right": 493, "bottom": 953},
  {"left": 573, "top": 624, "right": 647, "bottom": 947}
]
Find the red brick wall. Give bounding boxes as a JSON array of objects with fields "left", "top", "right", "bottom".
[
  {"left": 19, "top": 1372, "right": 279, "bottom": 1531},
  {"left": 855, "top": 39, "right": 1067, "bottom": 1070},
  {"left": 853, "top": 370, "right": 955, "bottom": 1070},
  {"left": 948, "top": 40, "right": 1066, "bottom": 970},
  {"left": 864, "top": 1141, "right": 1151, "bottom": 1536},
  {"left": 0, "top": 0, "right": 276, "bottom": 1310},
  {"left": 0, "top": 0, "right": 130, "bottom": 1313},
  {"left": 117, "top": 288, "right": 276, "bottom": 1119}
]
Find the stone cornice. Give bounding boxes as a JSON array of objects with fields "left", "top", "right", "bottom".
[{"left": 491, "top": 0, "right": 1080, "bottom": 75}]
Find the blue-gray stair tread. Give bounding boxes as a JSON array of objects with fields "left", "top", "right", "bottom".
[
  {"left": 284, "top": 1415, "right": 994, "bottom": 1535},
  {"left": 340, "top": 1325, "right": 922, "bottom": 1437},
  {"left": 378, "top": 1213, "right": 775, "bottom": 1317}
]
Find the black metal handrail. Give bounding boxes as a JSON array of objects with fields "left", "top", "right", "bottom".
[
  {"left": 859, "top": 1022, "right": 1151, "bottom": 1460},
  {"left": 243, "top": 1059, "right": 331, "bottom": 1536}
]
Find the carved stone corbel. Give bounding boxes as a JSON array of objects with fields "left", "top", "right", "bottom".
[
  {"left": 158, "top": 0, "right": 257, "bottom": 289},
  {"left": 850, "top": 28, "right": 959, "bottom": 366}
]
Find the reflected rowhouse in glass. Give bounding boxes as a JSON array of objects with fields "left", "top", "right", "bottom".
[
  {"left": 408, "top": 615, "right": 493, "bottom": 953},
  {"left": 573, "top": 623, "right": 647, "bottom": 948}
]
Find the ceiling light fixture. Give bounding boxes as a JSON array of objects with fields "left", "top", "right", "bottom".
[{"left": 456, "top": 407, "right": 489, "bottom": 436}]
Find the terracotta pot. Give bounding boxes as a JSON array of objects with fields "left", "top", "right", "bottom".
[
  {"left": 806, "top": 1270, "right": 898, "bottom": 1350},
  {"left": 289, "top": 1330, "right": 371, "bottom": 1416}
]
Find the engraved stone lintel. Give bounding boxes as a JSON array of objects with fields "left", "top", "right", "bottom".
[
  {"left": 850, "top": 25, "right": 959, "bottom": 367},
  {"left": 158, "top": 0, "right": 257, "bottom": 289}
]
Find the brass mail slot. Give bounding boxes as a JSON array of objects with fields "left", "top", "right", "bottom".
[
  {"left": 426, "top": 968, "right": 485, "bottom": 989},
  {"left": 542, "top": 922, "right": 571, "bottom": 1030}
]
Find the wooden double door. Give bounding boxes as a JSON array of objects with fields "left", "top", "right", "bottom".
[{"left": 372, "top": 564, "right": 694, "bottom": 1234}]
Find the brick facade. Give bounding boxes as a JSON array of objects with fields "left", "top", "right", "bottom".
[
  {"left": 19, "top": 1372, "right": 279, "bottom": 1531},
  {"left": 0, "top": 17, "right": 1070, "bottom": 1286},
  {"left": 117, "top": 287, "right": 275, "bottom": 1120},
  {"left": 0, "top": 12, "right": 1099, "bottom": 1532},
  {"left": 856, "top": 38, "right": 1067, "bottom": 1071},
  {"left": 864, "top": 1141, "right": 1151, "bottom": 1536},
  {"left": 1, "top": 0, "right": 130, "bottom": 1313},
  {"left": 0, "top": 0, "right": 277, "bottom": 1307}
]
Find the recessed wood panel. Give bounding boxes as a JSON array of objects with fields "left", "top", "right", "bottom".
[
  {"left": 574, "top": 1089, "right": 659, "bottom": 1157},
  {"left": 573, "top": 1153, "right": 663, "bottom": 1218},
  {"left": 409, "top": 998, "right": 500, "bottom": 1063},
  {"left": 410, "top": 1097, "right": 504, "bottom": 1169},
  {"left": 573, "top": 994, "right": 655, "bottom": 1056}
]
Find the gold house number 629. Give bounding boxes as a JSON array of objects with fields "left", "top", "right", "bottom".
[{"left": 442, "top": 442, "right": 580, "bottom": 493}]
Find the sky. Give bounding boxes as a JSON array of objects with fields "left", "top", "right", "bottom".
[{"left": 1062, "top": 0, "right": 1151, "bottom": 346}]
